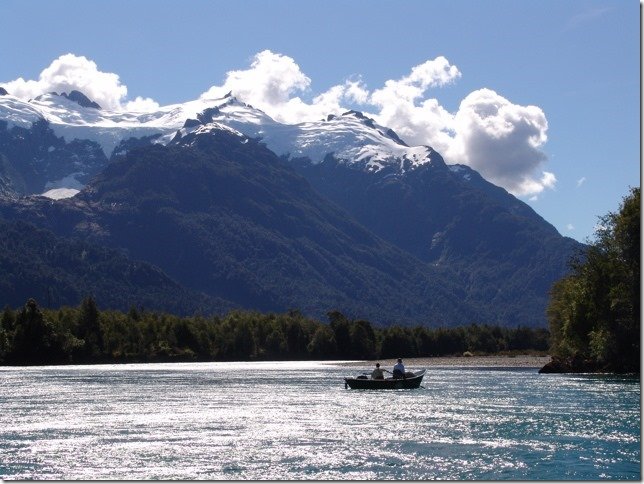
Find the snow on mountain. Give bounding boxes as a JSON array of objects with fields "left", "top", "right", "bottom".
[
  {"left": 0, "top": 90, "right": 439, "bottom": 196},
  {"left": 173, "top": 120, "right": 247, "bottom": 144},
  {"left": 0, "top": 94, "right": 46, "bottom": 127},
  {"left": 41, "top": 187, "right": 80, "bottom": 200},
  {"left": 0, "top": 92, "right": 232, "bottom": 155},
  {"left": 200, "top": 104, "right": 436, "bottom": 173},
  {"left": 449, "top": 164, "right": 472, "bottom": 181}
]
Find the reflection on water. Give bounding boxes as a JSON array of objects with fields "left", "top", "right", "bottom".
[{"left": 0, "top": 362, "right": 640, "bottom": 480}]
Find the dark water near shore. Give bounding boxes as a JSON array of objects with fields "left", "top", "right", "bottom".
[{"left": 0, "top": 361, "right": 639, "bottom": 480}]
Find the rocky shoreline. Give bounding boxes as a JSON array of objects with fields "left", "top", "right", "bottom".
[{"left": 333, "top": 355, "right": 639, "bottom": 374}]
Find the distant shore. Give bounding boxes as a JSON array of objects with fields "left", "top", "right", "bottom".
[{"left": 332, "top": 355, "right": 551, "bottom": 369}]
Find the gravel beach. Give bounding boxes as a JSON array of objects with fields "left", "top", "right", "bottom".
[{"left": 332, "top": 355, "right": 551, "bottom": 369}]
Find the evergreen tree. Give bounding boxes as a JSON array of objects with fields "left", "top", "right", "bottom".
[
  {"left": 265, "top": 327, "right": 287, "bottom": 357},
  {"left": 77, "top": 296, "right": 103, "bottom": 359},
  {"left": 8, "top": 299, "right": 66, "bottom": 364},
  {"left": 285, "top": 319, "right": 309, "bottom": 357},
  {"left": 1, "top": 305, "right": 15, "bottom": 332},
  {"left": 307, "top": 325, "right": 337, "bottom": 356},
  {"left": 349, "top": 320, "right": 377, "bottom": 359},
  {"left": 328, "top": 310, "right": 351, "bottom": 356},
  {"left": 547, "top": 187, "right": 640, "bottom": 372},
  {"left": 380, "top": 326, "right": 416, "bottom": 358}
]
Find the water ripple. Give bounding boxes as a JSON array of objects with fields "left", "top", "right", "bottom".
[{"left": 0, "top": 362, "right": 639, "bottom": 479}]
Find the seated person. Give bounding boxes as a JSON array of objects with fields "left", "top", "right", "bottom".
[
  {"left": 392, "top": 358, "right": 405, "bottom": 379},
  {"left": 371, "top": 363, "right": 384, "bottom": 379}
]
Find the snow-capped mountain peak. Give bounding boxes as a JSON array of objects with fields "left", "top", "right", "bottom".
[
  {"left": 0, "top": 88, "right": 437, "bottom": 170},
  {"left": 187, "top": 101, "right": 437, "bottom": 173},
  {"left": 59, "top": 90, "right": 102, "bottom": 109},
  {"left": 0, "top": 89, "right": 443, "bottom": 198}
]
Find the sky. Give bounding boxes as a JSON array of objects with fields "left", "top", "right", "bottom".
[{"left": 0, "top": 0, "right": 639, "bottom": 243}]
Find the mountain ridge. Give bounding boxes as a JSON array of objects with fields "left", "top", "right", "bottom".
[
  {"left": 0, "top": 126, "right": 482, "bottom": 325},
  {"left": 0, "top": 91, "right": 439, "bottom": 185},
  {"left": 0, "top": 89, "right": 584, "bottom": 326}
]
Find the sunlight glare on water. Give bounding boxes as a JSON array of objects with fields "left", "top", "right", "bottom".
[{"left": 0, "top": 361, "right": 639, "bottom": 480}]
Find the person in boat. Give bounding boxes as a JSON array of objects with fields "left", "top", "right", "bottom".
[
  {"left": 392, "top": 358, "right": 405, "bottom": 379},
  {"left": 371, "top": 363, "right": 384, "bottom": 379}
]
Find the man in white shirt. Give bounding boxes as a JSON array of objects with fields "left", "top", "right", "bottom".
[{"left": 371, "top": 363, "right": 384, "bottom": 379}]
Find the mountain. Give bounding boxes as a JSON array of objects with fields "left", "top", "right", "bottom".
[
  {"left": 0, "top": 118, "right": 107, "bottom": 198},
  {"left": 0, "top": 89, "right": 583, "bottom": 326},
  {"left": 0, "top": 124, "right": 479, "bottom": 325},
  {"left": 0, "top": 217, "right": 231, "bottom": 314},
  {"left": 175, "top": 99, "right": 583, "bottom": 326},
  {"left": 59, "top": 90, "right": 102, "bottom": 109},
  {"left": 292, "top": 156, "right": 580, "bottom": 326},
  {"left": 0, "top": 91, "right": 437, "bottom": 183}
]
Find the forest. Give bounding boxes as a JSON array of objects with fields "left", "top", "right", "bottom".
[
  {"left": 545, "top": 187, "right": 640, "bottom": 373},
  {"left": 2, "top": 188, "right": 637, "bottom": 371},
  {"left": 0, "top": 299, "right": 549, "bottom": 366}
]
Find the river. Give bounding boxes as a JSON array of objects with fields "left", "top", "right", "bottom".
[{"left": 0, "top": 361, "right": 639, "bottom": 480}]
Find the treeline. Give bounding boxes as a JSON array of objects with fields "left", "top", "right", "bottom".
[
  {"left": 0, "top": 300, "right": 549, "bottom": 366},
  {"left": 546, "top": 187, "right": 639, "bottom": 373}
]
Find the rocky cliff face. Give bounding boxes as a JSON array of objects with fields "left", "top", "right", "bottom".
[{"left": 0, "top": 119, "right": 106, "bottom": 196}]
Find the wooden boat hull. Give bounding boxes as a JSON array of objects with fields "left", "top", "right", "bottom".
[{"left": 344, "top": 369, "right": 426, "bottom": 389}]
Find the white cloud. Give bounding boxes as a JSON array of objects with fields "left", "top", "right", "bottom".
[
  {"left": 4, "top": 51, "right": 557, "bottom": 197},
  {"left": 445, "top": 88, "right": 550, "bottom": 195},
  {"left": 566, "top": 223, "right": 575, "bottom": 231},
  {"left": 200, "top": 50, "right": 312, "bottom": 122},
  {"left": 3, "top": 54, "right": 129, "bottom": 110},
  {"left": 344, "top": 79, "right": 370, "bottom": 104},
  {"left": 576, "top": 176, "right": 586, "bottom": 187},
  {"left": 199, "top": 51, "right": 554, "bottom": 196},
  {"left": 126, "top": 96, "right": 161, "bottom": 112},
  {"left": 365, "top": 57, "right": 460, "bottom": 154},
  {"left": 200, "top": 50, "right": 369, "bottom": 124},
  {"left": 565, "top": 6, "right": 612, "bottom": 31},
  {"left": 369, "top": 56, "right": 461, "bottom": 107}
]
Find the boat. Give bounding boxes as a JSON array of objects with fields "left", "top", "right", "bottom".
[{"left": 344, "top": 369, "right": 426, "bottom": 389}]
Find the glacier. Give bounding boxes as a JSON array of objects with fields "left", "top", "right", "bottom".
[{"left": 0, "top": 90, "right": 441, "bottom": 198}]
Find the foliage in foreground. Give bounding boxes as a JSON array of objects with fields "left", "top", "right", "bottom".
[
  {"left": 547, "top": 187, "right": 640, "bottom": 373},
  {"left": 0, "top": 299, "right": 549, "bottom": 365}
]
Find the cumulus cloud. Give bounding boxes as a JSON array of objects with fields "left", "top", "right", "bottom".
[
  {"left": 4, "top": 50, "right": 556, "bottom": 196},
  {"left": 201, "top": 50, "right": 310, "bottom": 107},
  {"left": 3, "top": 54, "right": 129, "bottom": 111},
  {"left": 198, "top": 51, "right": 554, "bottom": 196},
  {"left": 369, "top": 56, "right": 461, "bottom": 108},
  {"left": 366, "top": 57, "right": 460, "bottom": 155},
  {"left": 126, "top": 96, "right": 161, "bottom": 112},
  {"left": 445, "top": 88, "right": 551, "bottom": 195},
  {"left": 200, "top": 50, "right": 369, "bottom": 124}
]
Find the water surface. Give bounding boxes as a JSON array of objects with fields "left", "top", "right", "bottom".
[{"left": 0, "top": 361, "right": 639, "bottom": 479}]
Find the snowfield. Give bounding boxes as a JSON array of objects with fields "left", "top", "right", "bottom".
[{"left": 1, "top": 91, "right": 440, "bottom": 198}]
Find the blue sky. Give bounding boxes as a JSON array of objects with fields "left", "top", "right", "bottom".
[{"left": 1, "top": 0, "right": 639, "bottom": 242}]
